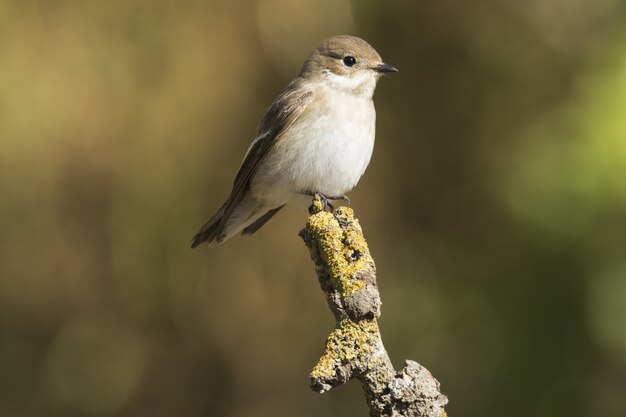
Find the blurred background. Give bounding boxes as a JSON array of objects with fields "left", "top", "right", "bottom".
[{"left": 1, "top": 0, "right": 626, "bottom": 416}]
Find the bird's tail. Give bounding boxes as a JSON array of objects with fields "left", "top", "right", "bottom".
[
  {"left": 191, "top": 197, "right": 284, "bottom": 248},
  {"left": 190, "top": 203, "right": 227, "bottom": 248}
]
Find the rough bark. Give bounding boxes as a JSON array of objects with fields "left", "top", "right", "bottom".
[{"left": 299, "top": 197, "right": 448, "bottom": 417}]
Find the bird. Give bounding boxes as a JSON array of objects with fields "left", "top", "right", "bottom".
[{"left": 191, "top": 35, "right": 397, "bottom": 248}]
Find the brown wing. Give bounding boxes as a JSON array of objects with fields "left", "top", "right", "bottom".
[{"left": 214, "top": 80, "right": 315, "bottom": 238}]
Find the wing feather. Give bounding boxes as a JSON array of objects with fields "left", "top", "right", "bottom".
[{"left": 215, "top": 80, "right": 315, "bottom": 239}]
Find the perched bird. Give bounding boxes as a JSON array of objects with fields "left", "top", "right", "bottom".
[{"left": 191, "top": 35, "right": 397, "bottom": 248}]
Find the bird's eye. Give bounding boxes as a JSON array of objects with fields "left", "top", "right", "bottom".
[{"left": 342, "top": 56, "right": 356, "bottom": 67}]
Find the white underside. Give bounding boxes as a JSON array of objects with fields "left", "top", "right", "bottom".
[
  {"left": 216, "top": 72, "right": 380, "bottom": 242},
  {"left": 251, "top": 84, "right": 376, "bottom": 209}
]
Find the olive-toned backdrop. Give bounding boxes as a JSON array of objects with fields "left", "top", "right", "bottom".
[{"left": 1, "top": 1, "right": 626, "bottom": 416}]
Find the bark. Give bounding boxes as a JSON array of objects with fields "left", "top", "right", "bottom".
[{"left": 299, "top": 197, "right": 448, "bottom": 417}]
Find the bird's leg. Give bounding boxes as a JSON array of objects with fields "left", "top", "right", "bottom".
[
  {"left": 304, "top": 191, "right": 350, "bottom": 214},
  {"left": 306, "top": 192, "right": 332, "bottom": 213}
]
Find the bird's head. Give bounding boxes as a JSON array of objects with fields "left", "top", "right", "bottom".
[{"left": 300, "top": 35, "right": 397, "bottom": 98}]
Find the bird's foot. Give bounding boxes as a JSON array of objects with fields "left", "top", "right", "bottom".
[{"left": 305, "top": 192, "right": 350, "bottom": 214}]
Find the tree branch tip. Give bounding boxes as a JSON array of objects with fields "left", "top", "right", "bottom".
[{"left": 308, "top": 194, "right": 326, "bottom": 215}]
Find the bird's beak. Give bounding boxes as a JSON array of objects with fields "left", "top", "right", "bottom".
[{"left": 374, "top": 63, "right": 398, "bottom": 73}]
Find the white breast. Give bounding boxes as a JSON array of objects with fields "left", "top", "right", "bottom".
[{"left": 253, "top": 86, "right": 376, "bottom": 206}]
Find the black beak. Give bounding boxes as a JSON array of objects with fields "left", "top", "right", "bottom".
[{"left": 374, "top": 63, "right": 398, "bottom": 73}]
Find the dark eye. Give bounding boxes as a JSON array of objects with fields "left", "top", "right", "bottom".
[{"left": 342, "top": 56, "right": 356, "bottom": 67}]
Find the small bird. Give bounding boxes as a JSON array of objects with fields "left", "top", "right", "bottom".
[{"left": 191, "top": 35, "right": 397, "bottom": 248}]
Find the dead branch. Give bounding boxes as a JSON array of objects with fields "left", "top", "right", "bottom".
[{"left": 299, "top": 196, "right": 448, "bottom": 417}]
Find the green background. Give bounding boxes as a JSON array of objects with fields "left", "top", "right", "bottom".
[{"left": 1, "top": 1, "right": 626, "bottom": 416}]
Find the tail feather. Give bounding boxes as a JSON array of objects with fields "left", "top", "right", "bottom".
[
  {"left": 192, "top": 197, "right": 281, "bottom": 248},
  {"left": 191, "top": 204, "right": 226, "bottom": 248},
  {"left": 241, "top": 205, "right": 284, "bottom": 235}
]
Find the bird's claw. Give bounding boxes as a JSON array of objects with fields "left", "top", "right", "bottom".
[
  {"left": 305, "top": 192, "right": 350, "bottom": 214},
  {"left": 331, "top": 195, "right": 350, "bottom": 205}
]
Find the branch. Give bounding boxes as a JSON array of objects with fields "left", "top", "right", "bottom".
[{"left": 299, "top": 197, "right": 448, "bottom": 417}]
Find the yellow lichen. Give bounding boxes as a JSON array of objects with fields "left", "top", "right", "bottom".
[
  {"left": 308, "top": 197, "right": 326, "bottom": 215},
  {"left": 310, "top": 318, "right": 380, "bottom": 380},
  {"left": 305, "top": 202, "right": 446, "bottom": 415},
  {"left": 304, "top": 207, "right": 375, "bottom": 298},
  {"left": 305, "top": 202, "right": 382, "bottom": 382}
]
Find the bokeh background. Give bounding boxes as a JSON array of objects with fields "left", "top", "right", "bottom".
[{"left": 2, "top": 0, "right": 626, "bottom": 416}]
